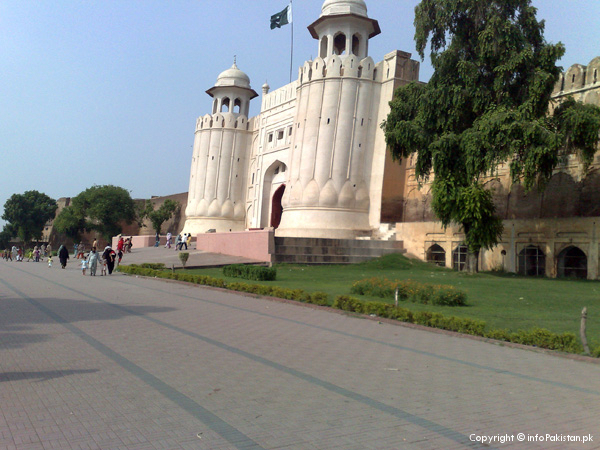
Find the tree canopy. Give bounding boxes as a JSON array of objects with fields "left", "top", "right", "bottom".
[
  {"left": 54, "top": 185, "right": 136, "bottom": 241},
  {"left": 382, "top": 0, "right": 600, "bottom": 270},
  {"left": 2, "top": 191, "right": 57, "bottom": 246},
  {"left": 139, "top": 199, "right": 180, "bottom": 234}
]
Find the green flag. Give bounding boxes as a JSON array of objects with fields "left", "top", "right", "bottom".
[{"left": 270, "top": 4, "right": 291, "bottom": 29}]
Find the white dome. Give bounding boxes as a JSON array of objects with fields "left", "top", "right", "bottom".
[
  {"left": 321, "top": 0, "right": 368, "bottom": 17},
  {"left": 215, "top": 63, "right": 251, "bottom": 89}
]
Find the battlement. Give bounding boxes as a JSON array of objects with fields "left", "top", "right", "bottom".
[
  {"left": 195, "top": 112, "right": 250, "bottom": 132},
  {"left": 261, "top": 81, "right": 298, "bottom": 111},
  {"left": 553, "top": 56, "right": 600, "bottom": 96},
  {"left": 299, "top": 54, "right": 376, "bottom": 84}
]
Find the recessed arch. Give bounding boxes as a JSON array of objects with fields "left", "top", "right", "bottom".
[
  {"left": 557, "top": 246, "right": 587, "bottom": 279},
  {"left": 233, "top": 98, "right": 242, "bottom": 114},
  {"left": 333, "top": 33, "right": 346, "bottom": 55},
  {"left": 426, "top": 244, "right": 446, "bottom": 267},
  {"left": 352, "top": 34, "right": 360, "bottom": 56},
  {"left": 220, "top": 97, "right": 230, "bottom": 113}
]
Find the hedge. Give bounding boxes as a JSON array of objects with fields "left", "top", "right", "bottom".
[
  {"left": 333, "top": 295, "right": 581, "bottom": 353},
  {"left": 350, "top": 277, "right": 467, "bottom": 306},
  {"left": 119, "top": 264, "right": 585, "bottom": 355},
  {"left": 223, "top": 264, "right": 277, "bottom": 281}
]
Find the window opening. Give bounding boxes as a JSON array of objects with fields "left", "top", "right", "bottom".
[
  {"left": 452, "top": 244, "right": 468, "bottom": 271},
  {"left": 221, "top": 97, "right": 230, "bottom": 113},
  {"left": 518, "top": 246, "right": 545, "bottom": 276},
  {"left": 352, "top": 34, "right": 360, "bottom": 56},
  {"left": 333, "top": 33, "right": 346, "bottom": 55}
]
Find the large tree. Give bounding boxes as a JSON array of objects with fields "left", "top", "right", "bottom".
[
  {"left": 382, "top": 0, "right": 600, "bottom": 271},
  {"left": 2, "top": 191, "right": 58, "bottom": 247},
  {"left": 139, "top": 199, "right": 180, "bottom": 235},
  {"left": 54, "top": 185, "right": 136, "bottom": 241}
]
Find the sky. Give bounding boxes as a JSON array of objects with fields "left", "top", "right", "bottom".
[{"left": 1, "top": 0, "right": 599, "bottom": 228}]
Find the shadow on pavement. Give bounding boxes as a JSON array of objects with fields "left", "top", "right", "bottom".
[
  {"left": 0, "top": 297, "right": 177, "bottom": 349},
  {"left": 0, "top": 369, "right": 99, "bottom": 383}
]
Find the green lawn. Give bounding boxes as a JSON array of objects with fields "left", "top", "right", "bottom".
[{"left": 178, "top": 254, "right": 600, "bottom": 348}]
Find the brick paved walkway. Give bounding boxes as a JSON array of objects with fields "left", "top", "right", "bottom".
[{"left": 1, "top": 259, "right": 599, "bottom": 449}]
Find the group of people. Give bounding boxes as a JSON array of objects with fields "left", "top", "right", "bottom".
[
  {"left": 2, "top": 244, "right": 52, "bottom": 262},
  {"left": 164, "top": 232, "right": 192, "bottom": 250},
  {"left": 58, "top": 244, "right": 120, "bottom": 276}
]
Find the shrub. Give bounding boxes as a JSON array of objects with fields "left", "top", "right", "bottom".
[
  {"left": 350, "top": 277, "right": 467, "bottom": 306},
  {"left": 223, "top": 264, "right": 277, "bottom": 281},
  {"left": 140, "top": 263, "right": 165, "bottom": 270},
  {"left": 179, "top": 252, "right": 189, "bottom": 268},
  {"left": 305, "top": 291, "right": 328, "bottom": 306}
]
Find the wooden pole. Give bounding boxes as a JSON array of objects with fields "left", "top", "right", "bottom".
[{"left": 580, "top": 307, "right": 591, "bottom": 356}]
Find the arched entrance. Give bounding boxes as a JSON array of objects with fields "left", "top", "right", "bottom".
[
  {"left": 426, "top": 244, "right": 446, "bottom": 267},
  {"left": 557, "top": 246, "right": 587, "bottom": 279},
  {"left": 260, "top": 161, "right": 287, "bottom": 228},
  {"left": 270, "top": 184, "right": 285, "bottom": 228}
]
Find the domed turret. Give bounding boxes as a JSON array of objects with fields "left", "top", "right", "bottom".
[
  {"left": 206, "top": 61, "right": 258, "bottom": 117},
  {"left": 308, "top": 0, "right": 379, "bottom": 59},
  {"left": 215, "top": 63, "right": 251, "bottom": 89}
]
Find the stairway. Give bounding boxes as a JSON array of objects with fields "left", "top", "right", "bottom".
[{"left": 273, "top": 236, "right": 406, "bottom": 265}]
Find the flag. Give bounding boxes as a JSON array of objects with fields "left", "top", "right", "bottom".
[{"left": 270, "top": 4, "right": 292, "bottom": 29}]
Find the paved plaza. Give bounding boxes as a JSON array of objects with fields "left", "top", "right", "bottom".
[{"left": 1, "top": 252, "right": 600, "bottom": 450}]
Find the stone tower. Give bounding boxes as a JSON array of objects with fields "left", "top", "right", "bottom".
[
  {"left": 276, "top": 0, "right": 382, "bottom": 238},
  {"left": 183, "top": 63, "right": 258, "bottom": 234}
]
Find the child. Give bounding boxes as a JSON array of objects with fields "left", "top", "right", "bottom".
[
  {"left": 81, "top": 257, "right": 88, "bottom": 275},
  {"left": 48, "top": 256, "right": 53, "bottom": 268},
  {"left": 101, "top": 258, "right": 107, "bottom": 276}
]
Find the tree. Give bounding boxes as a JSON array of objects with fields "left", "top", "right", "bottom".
[
  {"left": 0, "top": 224, "right": 16, "bottom": 249},
  {"left": 139, "top": 199, "right": 180, "bottom": 234},
  {"left": 53, "top": 205, "right": 86, "bottom": 241},
  {"left": 54, "top": 185, "right": 136, "bottom": 241},
  {"left": 382, "top": 0, "right": 600, "bottom": 272},
  {"left": 2, "top": 191, "right": 57, "bottom": 246}
]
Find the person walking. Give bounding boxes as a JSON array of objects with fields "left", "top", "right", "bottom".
[
  {"left": 154, "top": 231, "right": 160, "bottom": 247},
  {"left": 88, "top": 247, "right": 99, "bottom": 276},
  {"left": 77, "top": 242, "right": 85, "bottom": 259},
  {"left": 165, "top": 232, "right": 172, "bottom": 249},
  {"left": 102, "top": 246, "right": 116, "bottom": 275},
  {"left": 58, "top": 245, "right": 69, "bottom": 269}
]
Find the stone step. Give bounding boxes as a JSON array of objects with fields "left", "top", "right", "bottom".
[
  {"left": 274, "top": 237, "right": 403, "bottom": 249},
  {"left": 275, "top": 245, "right": 404, "bottom": 257},
  {"left": 272, "top": 236, "right": 406, "bottom": 265}
]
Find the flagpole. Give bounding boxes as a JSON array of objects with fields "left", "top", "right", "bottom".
[{"left": 289, "top": 0, "right": 294, "bottom": 83}]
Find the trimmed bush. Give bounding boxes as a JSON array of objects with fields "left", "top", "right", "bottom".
[
  {"left": 140, "top": 263, "right": 165, "bottom": 270},
  {"left": 223, "top": 264, "right": 277, "bottom": 281},
  {"left": 350, "top": 277, "right": 467, "bottom": 306}
]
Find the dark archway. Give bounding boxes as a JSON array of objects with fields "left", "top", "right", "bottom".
[
  {"left": 270, "top": 184, "right": 285, "bottom": 229},
  {"left": 518, "top": 245, "right": 546, "bottom": 276},
  {"left": 426, "top": 244, "right": 446, "bottom": 267},
  {"left": 557, "top": 246, "right": 587, "bottom": 279}
]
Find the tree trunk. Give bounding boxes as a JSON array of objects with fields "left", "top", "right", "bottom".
[{"left": 466, "top": 249, "right": 479, "bottom": 273}]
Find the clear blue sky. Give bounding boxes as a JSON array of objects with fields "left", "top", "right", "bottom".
[{"left": 1, "top": 0, "right": 599, "bottom": 228}]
